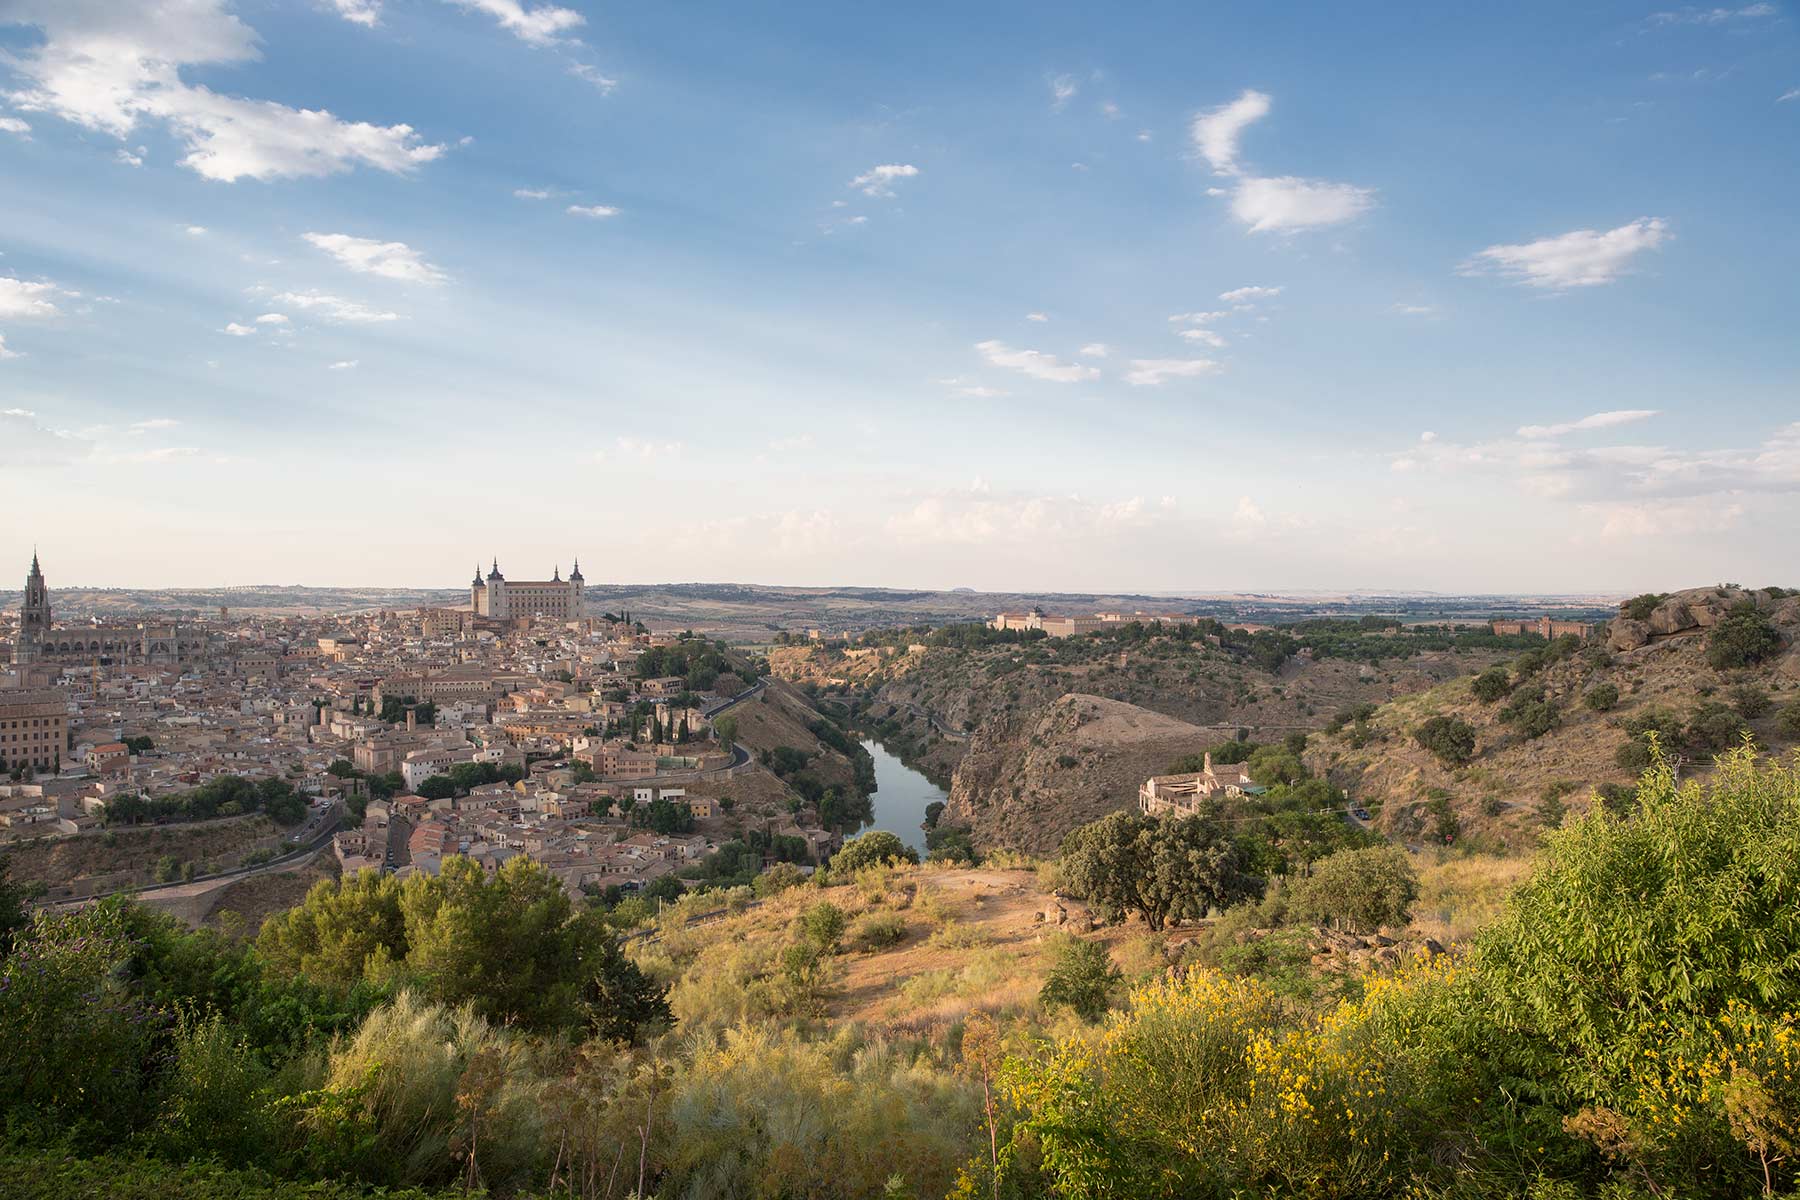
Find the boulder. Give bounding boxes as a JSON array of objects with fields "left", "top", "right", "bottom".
[
  {"left": 1648, "top": 600, "right": 1698, "bottom": 637},
  {"left": 1422, "top": 938, "right": 1446, "bottom": 957},
  {"left": 1609, "top": 619, "right": 1651, "bottom": 651}
]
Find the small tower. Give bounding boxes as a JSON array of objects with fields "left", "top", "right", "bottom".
[
  {"left": 470, "top": 563, "right": 486, "bottom": 614},
  {"left": 569, "top": 556, "right": 584, "bottom": 617},
  {"left": 486, "top": 558, "right": 506, "bottom": 619}
]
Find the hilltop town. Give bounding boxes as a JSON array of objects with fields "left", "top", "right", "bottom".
[{"left": 0, "top": 554, "right": 861, "bottom": 918}]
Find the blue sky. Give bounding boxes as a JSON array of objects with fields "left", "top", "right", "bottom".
[{"left": 1, "top": 0, "right": 1796, "bottom": 593}]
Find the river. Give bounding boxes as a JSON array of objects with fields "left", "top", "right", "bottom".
[{"left": 859, "top": 739, "right": 944, "bottom": 856}]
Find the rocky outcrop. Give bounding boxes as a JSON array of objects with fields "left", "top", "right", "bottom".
[
  {"left": 1607, "top": 585, "right": 1797, "bottom": 652},
  {"left": 940, "top": 693, "right": 1216, "bottom": 856}
]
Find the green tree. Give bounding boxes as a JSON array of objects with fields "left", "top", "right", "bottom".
[
  {"left": 1059, "top": 810, "right": 1256, "bottom": 932},
  {"left": 1290, "top": 845, "right": 1420, "bottom": 934},
  {"left": 1413, "top": 716, "right": 1476, "bottom": 766},
  {"left": 1706, "top": 605, "right": 1783, "bottom": 669},
  {"left": 1584, "top": 682, "right": 1620, "bottom": 712},
  {"left": 829, "top": 830, "right": 918, "bottom": 873},
  {"left": 415, "top": 775, "right": 456, "bottom": 801},
  {"left": 326, "top": 759, "right": 357, "bottom": 778},
  {"left": 1038, "top": 934, "right": 1123, "bottom": 1021},
  {"left": 798, "top": 901, "right": 847, "bottom": 954},
  {"left": 1471, "top": 668, "right": 1513, "bottom": 703}
]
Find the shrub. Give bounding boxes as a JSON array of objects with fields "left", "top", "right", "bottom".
[
  {"left": 1684, "top": 701, "right": 1749, "bottom": 757},
  {"left": 1413, "top": 716, "right": 1476, "bottom": 767},
  {"left": 1781, "top": 702, "right": 1800, "bottom": 741},
  {"left": 798, "top": 901, "right": 847, "bottom": 953},
  {"left": 829, "top": 831, "right": 918, "bottom": 874},
  {"left": 1499, "top": 687, "right": 1561, "bottom": 739},
  {"left": 1706, "top": 605, "right": 1783, "bottom": 669},
  {"left": 1291, "top": 845, "right": 1420, "bottom": 934},
  {"left": 1621, "top": 593, "right": 1667, "bottom": 621},
  {"left": 848, "top": 911, "right": 907, "bottom": 951},
  {"left": 1730, "top": 683, "right": 1773, "bottom": 719},
  {"left": 752, "top": 862, "right": 807, "bottom": 897},
  {"left": 1471, "top": 668, "right": 1512, "bottom": 704},
  {"left": 1038, "top": 934, "right": 1123, "bottom": 1022},
  {"left": 1583, "top": 682, "right": 1620, "bottom": 712}
]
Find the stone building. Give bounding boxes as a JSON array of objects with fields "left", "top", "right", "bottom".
[
  {"left": 1138, "top": 752, "right": 1256, "bottom": 818},
  {"left": 1489, "top": 616, "right": 1593, "bottom": 640},
  {"left": 470, "top": 558, "right": 584, "bottom": 621},
  {"left": 10, "top": 553, "right": 211, "bottom": 668},
  {"left": 0, "top": 687, "right": 70, "bottom": 772}
]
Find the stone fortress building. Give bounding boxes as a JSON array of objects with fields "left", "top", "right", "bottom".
[
  {"left": 470, "top": 558, "right": 585, "bottom": 621},
  {"left": 9, "top": 553, "right": 211, "bottom": 669}
]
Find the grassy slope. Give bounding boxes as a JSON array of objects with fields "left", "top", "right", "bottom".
[{"left": 13, "top": 815, "right": 283, "bottom": 897}]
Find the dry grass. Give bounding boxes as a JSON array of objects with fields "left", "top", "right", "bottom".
[{"left": 1407, "top": 851, "right": 1536, "bottom": 945}]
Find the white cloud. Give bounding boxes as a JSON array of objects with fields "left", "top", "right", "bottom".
[
  {"left": 223, "top": 322, "right": 256, "bottom": 336},
  {"left": 1219, "top": 286, "right": 1281, "bottom": 306},
  {"left": 0, "top": 334, "right": 18, "bottom": 360},
  {"left": 254, "top": 312, "right": 288, "bottom": 324},
  {"left": 0, "top": 116, "right": 29, "bottom": 137},
  {"left": 1025, "top": 312, "right": 1049, "bottom": 322},
  {"left": 1190, "top": 89, "right": 1270, "bottom": 175},
  {"left": 1169, "top": 309, "right": 1229, "bottom": 324},
  {"left": 513, "top": 187, "right": 551, "bottom": 199},
  {"left": 116, "top": 147, "right": 144, "bottom": 167},
  {"left": 886, "top": 487, "right": 1174, "bottom": 548},
  {"left": 1049, "top": 74, "right": 1079, "bottom": 111},
  {"left": 568, "top": 63, "right": 618, "bottom": 93},
  {"left": 129, "top": 417, "right": 179, "bottom": 431},
  {"left": 272, "top": 290, "right": 400, "bottom": 323},
  {"left": 2, "top": 0, "right": 445, "bottom": 182},
  {"left": 303, "top": 233, "right": 447, "bottom": 284},
  {"left": 1232, "top": 496, "right": 1267, "bottom": 531},
  {"left": 1177, "top": 327, "right": 1228, "bottom": 348},
  {"left": 327, "top": 359, "right": 359, "bottom": 370},
  {"left": 566, "top": 204, "right": 620, "bottom": 219},
  {"left": 184, "top": 224, "right": 207, "bottom": 235},
  {"left": 1100, "top": 100, "right": 1121, "bottom": 119},
  {"left": 1466, "top": 218, "right": 1670, "bottom": 289},
  {"left": 848, "top": 163, "right": 919, "bottom": 198},
  {"left": 1649, "top": 4, "right": 1777, "bottom": 25},
  {"left": 1190, "top": 91, "right": 1374, "bottom": 234},
  {"left": 973, "top": 340, "right": 1100, "bottom": 384},
  {"left": 443, "top": 0, "right": 584, "bottom": 46},
  {"left": 1392, "top": 303, "right": 1436, "bottom": 316},
  {"left": 1078, "top": 343, "right": 1109, "bottom": 358},
  {"left": 0, "top": 408, "right": 91, "bottom": 464},
  {"left": 0, "top": 277, "right": 63, "bottom": 318},
  {"left": 1125, "top": 357, "right": 1223, "bottom": 386},
  {"left": 1230, "top": 175, "right": 1375, "bottom": 233},
  {"left": 936, "top": 377, "right": 1010, "bottom": 399},
  {"left": 326, "top": 0, "right": 382, "bottom": 25},
  {"left": 1517, "top": 410, "right": 1660, "bottom": 439},
  {"left": 1781, "top": 88, "right": 1800, "bottom": 102}
]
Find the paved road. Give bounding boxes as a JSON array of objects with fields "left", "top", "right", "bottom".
[
  {"left": 701, "top": 678, "right": 768, "bottom": 717},
  {"left": 38, "top": 803, "right": 342, "bottom": 912}
]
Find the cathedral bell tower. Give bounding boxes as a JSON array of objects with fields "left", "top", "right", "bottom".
[{"left": 14, "top": 551, "right": 50, "bottom": 665}]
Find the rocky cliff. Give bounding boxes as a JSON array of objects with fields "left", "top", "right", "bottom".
[{"left": 938, "top": 693, "right": 1218, "bottom": 856}]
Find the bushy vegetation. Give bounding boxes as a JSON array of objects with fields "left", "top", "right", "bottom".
[
  {"left": 18, "top": 752, "right": 1800, "bottom": 1198},
  {"left": 103, "top": 774, "right": 310, "bottom": 827},
  {"left": 1706, "top": 604, "right": 1784, "bottom": 669},
  {"left": 1414, "top": 715, "right": 1476, "bottom": 766}
]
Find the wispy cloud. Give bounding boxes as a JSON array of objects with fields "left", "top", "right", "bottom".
[
  {"left": 1125, "top": 358, "right": 1223, "bottom": 386},
  {"left": 1219, "top": 285, "right": 1282, "bottom": 306},
  {"left": 222, "top": 322, "right": 257, "bottom": 336},
  {"left": 443, "top": 0, "right": 584, "bottom": 46},
  {"left": 1049, "top": 74, "right": 1079, "bottom": 111},
  {"left": 0, "top": 116, "right": 30, "bottom": 138},
  {"left": 1191, "top": 89, "right": 1270, "bottom": 175},
  {"left": 272, "top": 291, "right": 401, "bottom": 323},
  {"left": 1648, "top": 3, "right": 1777, "bottom": 26},
  {"left": 566, "top": 204, "right": 620, "bottom": 219},
  {"left": 1191, "top": 90, "right": 1374, "bottom": 233},
  {"left": 974, "top": 340, "right": 1100, "bottom": 383},
  {"left": 304, "top": 233, "right": 447, "bottom": 285},
  {"left": 849, "top": 163, "right": 919, "bottom": 198},
  {"left": 1465, "top": 218, "right": 1670, "bottom": 289},
  {"left": 568, "top": 63, "right": 618, "bottom": 93},
  {"left": 327, "top": 0, "right": 383, "bottom": 26},
  {"left": 514, "top": 187, "right": 551, "bottom": 200},
  {"left": 1517, "top": 410, "right": 1660, "bottom": 439},
  {"left": 1078, "top": 343, "right": 1109, "bottom": 358},
  {"left": 328, "top": 359, "right": 360, "bottom": 370}
]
